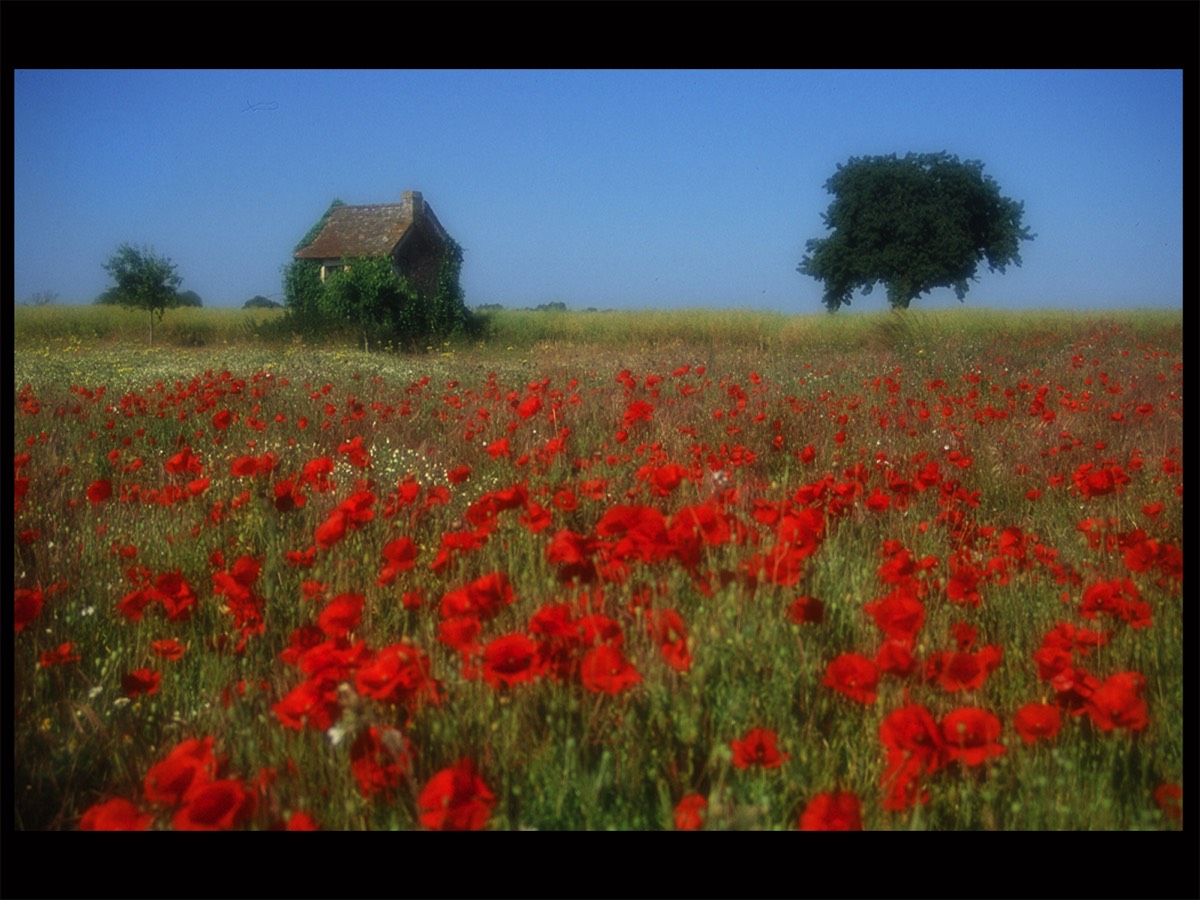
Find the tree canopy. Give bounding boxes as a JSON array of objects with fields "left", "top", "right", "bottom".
[
  {"left": 101, "top": 243, "right": 184, "bottom": 344},
  {"left": 798, "top": 152, "right": 1035, "bottom": 312},
  {"left": 243, "top": 295, "right": 283, "bottom": 309}
]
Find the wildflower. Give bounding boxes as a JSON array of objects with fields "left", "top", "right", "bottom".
[
  {"left": 1013, "top": 703, "right": 1062, "bottom": 744},
  {"left": 350, "top": 726, "right": 412, "bottom": 799},
  {"left": 143, "top": 737, "right": 218, "bottom": 806},
  {"left": 730, "top": 727, "right": 788, "bottom": 769},
  {"left": 121, "top": 668, "right": 162, "bottom": 698},
  {"left": 355, "top": 642, "right": 442, "bottom": 708},
  {"left": 674, "top": 793, "right": 708, "bottom": 830},
  {"left": 941, "top": 707, "right": 1006, "bottom": 766},
  {"left": 15, "top": 587, "right": 45, "bottom": 633},
  {"left": 1154, "top": 783, "right": 1182, "bottom": 825},
  {"left": 78, "top": 798, "right": 153, "bottom": 831},
  {"left": 317, "top": 594, "right": 364, "bottom": 638},
  {"left": 417, "top": 759, "right": 496, "bottom": 831},
  {"left": 40, "top": 642, "right": 81, "bottom": 668},
  {"left": 823, "top": 653, "right": 880, "bottom": 705},
  {"left": 172, "top": 778, "right": 256, "bottom": 830},
  {"left": 580, "top": 644, "right": 641, "bottom": 695},
  {"left": 924, "top": 644, "right": 1003, "bottom": 692},
  {"left": 799, "top": 791, "right": 863, "bottom": 830},
  {"left": 481, "top": 633, "right": 542, "bottom": 689},
  {"left": 1084, "top": 671, "right": 1149, "bottom": 732},
  {"left": 879, "top": 703, "right": 945, "bottom": 811},
  {"left": 86, "top": 479, "right": 113, "bottom": 504},
  {"left": 787, "top": 595, "right": 825, "bottom": 625},
  {"left": 647, "top": 608, "right": 692, "bottom": 673}
]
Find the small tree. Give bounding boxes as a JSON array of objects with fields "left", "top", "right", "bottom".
[
  {"left": 101, "top": 243, "right": 184, "bottom": 344},
  {"left": 798, "top": 152, "right": 1035, "bottom": 312},
  {"left": 25, "top": 290, "right": 58, "bottom": 307}
]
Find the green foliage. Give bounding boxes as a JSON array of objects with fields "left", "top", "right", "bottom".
[
  {"left": 282, "top": 214, "right": 473, "bottom": 351},
  {"left": 94, "top": 288, "right": 123, "bottom": 306},
  {"left": 100, "top": 243, "right": 185, "bottom": 344},
  {"left": 799, "top": 152, "right": 1035, "bottom": 312},
  {"left": 177, "top": 290, "right": 203, "bottom": 308},
  {"left": 243, "top": 295, "right": 283, "bottom": 309}
]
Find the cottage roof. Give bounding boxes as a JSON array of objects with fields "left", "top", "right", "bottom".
[{"left": 294, "top": 193, "right": 448, "bottom": 261}]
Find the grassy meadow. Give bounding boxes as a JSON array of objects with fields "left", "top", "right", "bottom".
[{"left": 11, "top": 304, "right": 1184, "bottom": 833}]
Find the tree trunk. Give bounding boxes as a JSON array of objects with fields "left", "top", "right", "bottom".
[{"left": 149, "top": 308, "right": 155, "bottom": 346}]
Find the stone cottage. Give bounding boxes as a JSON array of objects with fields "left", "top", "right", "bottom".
[{"left": 293, "top": 190, "right": 450, "bottom": 298}]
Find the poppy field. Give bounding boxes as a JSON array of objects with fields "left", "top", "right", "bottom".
[{"left": 12, "top": 310, "right": 1184, "bottom": 831}]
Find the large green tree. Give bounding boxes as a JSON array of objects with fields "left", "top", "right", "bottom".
[
  {"left": 101, "top": 243, "right": 184, "bottom": 344},
  {"left": 798, "top": 152, "right": 1034, "bottom": 312}
]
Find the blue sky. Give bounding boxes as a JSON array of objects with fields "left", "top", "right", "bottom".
[{"left": 13, "top": 69, "right": 1183, "bottom": 314}]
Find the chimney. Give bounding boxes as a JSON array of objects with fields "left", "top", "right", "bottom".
[{"left": 401, "top": 190, "right": 424, "bottom": 222}]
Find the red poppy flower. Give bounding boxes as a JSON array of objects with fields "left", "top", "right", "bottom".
[
  {"left": 787, "top": 595, "right": 825, "bottom": 625},
  {"left": 1154, "top": 783, "right": 1182, "bottom": 825},
  {"left": 86, "top": 479, "right": 113, "bottom": 504},
  {"left": 945, "top": 561, "right": 983, "bottom": 606},
  {"left": 864, "top": 587, "right": 926, "bottom": 641},
  {"left": 285, "top": 811, "right": 320, "bottom": 830},
  {"left": 338, "top": 435, "right": 370, "bottom": 468},
  {"left": 798, "top": 791, "right": 863, "bottom": 831},
  {"left": 300, "top": 455, "right": 335, "bottom": 491},
  {"left": 481, "top": 633, "right": 542, "bottom": 689},
  {"left": 823, "top": 653, "right": 880, "bottom": 705},
  {"left": 879, "top": 703, "right": 945, "bottom": 811},
  {"left": 623, "top": 399, "right": 655, "bottom": 427},
  {"left": 153, "top": 570, "right": 197, "bottom": 622},
  {"left": 580, "top": 644, "right": 642, "bottom": 695},
  {"left": 730, "top": 727, "right": 788, "bottom": 769},
  {"left": 377, "top": 536, "right": 419, "bottom": 586},
  {"left": 143, "top": 737, "right": 218, "bottom": 806},
  {"left": 317, "top": 593, "right": 364, "bottom": 637},
  {"left": 674, "top": 793, "right": 708, "bottom": 830},
  {"left": 1084, "top": 671, "right": 1149, "bottom": 732},
  {"left": 417, "top": 759, "right": 496, "bottom": 831},
  {"left": 314, "top": 510, "right": 348, "bottom": 549},
  {"left": 941, "top": 707, "right": 1005, "bottom": 766},
  {"left": 273, "top": 478, "right": 307, "bottom": 513},
  {"left": 79, "top": 797, "right": 153, "bottom": 831},
  {"left": 165, "top": 446, "right": 203, "bottom": 475},
  {"left": 647, "top": 608, "right": 692, "bottom": 673},
  {"left": 350, "top": 726, "right": 412, "bottom": 799},
  {"left": 40, "top": 642, "right": 81, "bottom": 668},
  {"left": 121, "top": 668, "right": 162, "bottom": 698},
  {"left": 437, "top": 614, "right": 483, "bottom": 658},
  {"left": 447, "top": 464, "right": 472, "bottom": 485},
  {"left": 230, "top": 455, "right": 260, "bottom": 477},
  {"left": 172, "top": 778, "right": 256, "bottom": 830},
  {"left": 355, "top": 642, "right": 442, "bottom": 708},
  {"left": 14, "top": 587, "right": 45, "bottom": 633},
  {"left": 272, "top": 677, "right": 341, "bottom": 732},
  {"left": 1080, "top": 578, "right": 1151, "bottom": 629},
  {"left": 440, "top": 572, "right": 516, "bottom": 621},
  {"left": 875, "top": 638, "right": 918, "bottom": 678},
  {"left": 1013, "top": 703, "right": 1062, "bottom": 744},
  {"left": 924, "top": 645, "right": 1003, "bottom": 692},
  {"left": 1072, "top": 462, "right": 1130, "bottom": 499}
]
